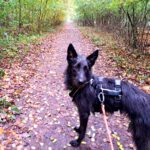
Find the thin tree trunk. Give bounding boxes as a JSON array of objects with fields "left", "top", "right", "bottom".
[
  {"left": 122, "top": 7, "right": 138, "bottom": 48},
  {"left": 18, "top": 0, "right": 22, "bottom": 32}
]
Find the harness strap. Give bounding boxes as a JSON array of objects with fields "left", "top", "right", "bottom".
[{"left": 115, "top": 79, "right": 121, "bottom": 91}]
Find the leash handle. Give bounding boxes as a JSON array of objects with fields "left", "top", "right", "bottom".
[{"left": 101, "top": 104, "right": 114, "bottom": 150}]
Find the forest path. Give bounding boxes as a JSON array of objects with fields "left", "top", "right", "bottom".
[{"left": 1, "top": 24, "right": 134, "bottom": 150}]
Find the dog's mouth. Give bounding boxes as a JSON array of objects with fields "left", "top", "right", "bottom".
[{"left": 72, "top": 80, "right": 88, "bottom": 89}]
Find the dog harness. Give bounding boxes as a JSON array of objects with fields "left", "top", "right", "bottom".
[{"left": 90, "top": 77, "right": 122, "bottom": 110}]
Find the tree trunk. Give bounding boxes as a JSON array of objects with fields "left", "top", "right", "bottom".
[{"left": 18, "top": 0, "right": 22, "bottom": 32}]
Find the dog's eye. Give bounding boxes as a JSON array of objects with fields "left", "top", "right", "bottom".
[{"left": 77, "top": 64, "right": 81, "bottom": 69}]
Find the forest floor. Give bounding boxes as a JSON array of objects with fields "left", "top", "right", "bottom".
[{"left": 0, "top": 23, "right": 144, "bottom": 150}]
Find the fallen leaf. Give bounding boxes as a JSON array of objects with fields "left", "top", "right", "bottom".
[
  {"left": 81, "top": 141, "right": 86, "bottom": 144},
  {"left": 0, "top": 127, "right": 4, "bottom": 135}
]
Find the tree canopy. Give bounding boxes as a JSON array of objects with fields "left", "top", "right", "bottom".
[{"left": 0, "top": 0, "right": 67, "bottom": 35}]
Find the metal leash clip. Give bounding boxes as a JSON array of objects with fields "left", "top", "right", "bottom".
[
  {"left": 98, "top": 84, "right": 105, "bottom": 103},
  {"left": 98, "top": 91, "right": 105, "bottom": 103}
]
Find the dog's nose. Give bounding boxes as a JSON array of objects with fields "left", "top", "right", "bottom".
[
  {"left": 78, "top": 79, "right": 85, "bottom": 85},
  {"left": 78, "top": 81, "right": 84, "bottom": 85},
  {"left": 78, "top": 75, "right": 86, "bottom": 85}
]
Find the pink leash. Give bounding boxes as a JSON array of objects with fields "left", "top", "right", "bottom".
[{"left": 101, "top": 103, "right": 114, "bottom": 150}]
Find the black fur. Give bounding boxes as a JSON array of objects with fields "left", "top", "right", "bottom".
[{"left": 64, "top": 43, "right": 150, "bottom": 150}]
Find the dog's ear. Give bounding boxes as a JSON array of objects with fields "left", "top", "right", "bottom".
[
  {"left": 67, "top": 43, "right": 77, "bottom": 63},
  {"left": 87, "top": 50, "right": 99, "bottom": 67}
]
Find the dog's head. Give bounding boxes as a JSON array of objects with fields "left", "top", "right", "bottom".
[{"left": 65, "top": 43, "right": 99, "bottom": 89}]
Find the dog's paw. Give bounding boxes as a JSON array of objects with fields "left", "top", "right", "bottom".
[
  {"left": 74, "top": 127, "right": 81, "bottom": 133},
  {"left": 70, "top": 140, "right": 80, "bottom": 147}
]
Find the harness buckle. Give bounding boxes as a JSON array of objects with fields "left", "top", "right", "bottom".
[{"left": 90, "top": 78, "right": 94, "bottom": 85}]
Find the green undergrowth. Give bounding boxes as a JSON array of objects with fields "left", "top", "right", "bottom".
[
  {"left": 0, "top": 26, "right": 58, "bottom": 79},
  {"left": 0, "top": 33, "right": 45, "bottom": 82},
  {"left": 0, "top": 97, "right": 21, "bottom": 123},
  {"left": 79, "top": 26, "right": 150, "bottom": 85},
  {"left": 0, "top": 26, "right": 60, "bottom": 65},
  {"left": 0, "top": 33, "right": 43, "bottom": 61}
]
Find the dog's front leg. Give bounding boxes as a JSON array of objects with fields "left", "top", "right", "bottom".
[
  {"left": 73, "top": 112, "right": 87, "bottom": 134},
  {"left": 74, "top": 126, "right": 81, "bottom": 133},
  {"left": 70, "top": 112, "right": 89, "bottom": 147}
]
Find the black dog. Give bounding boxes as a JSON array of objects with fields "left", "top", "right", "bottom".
[{"left": 65, "top": 43, "right": 150, "bottom": 150}]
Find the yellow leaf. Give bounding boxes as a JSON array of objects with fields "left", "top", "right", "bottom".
[
  {"left": 52, "top": 139, "right": 57, "bottom": 143},
  {"left": 81, "top": 141, "right": 86, "bottom": 144},
  {"left": 0, "top": 128, "right": 4, "bottom": 135}
]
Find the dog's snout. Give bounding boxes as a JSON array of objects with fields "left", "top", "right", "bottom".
[
  {"left": 78, "top": 81, "right": 84, "bottom": 85},
  {"left": 78, "top": 78, "right": 86, "bottom": 85}
]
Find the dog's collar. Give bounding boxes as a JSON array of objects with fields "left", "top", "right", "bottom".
[{"left": 69, "top": 81, "right": 90, "bottom": 98}]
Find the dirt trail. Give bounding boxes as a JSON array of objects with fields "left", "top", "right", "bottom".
[{"left": 1, "top": 24, "right": 134, "bottom": 150}]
